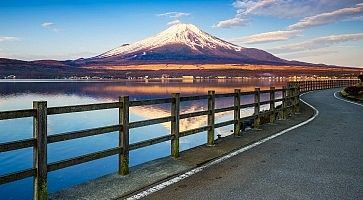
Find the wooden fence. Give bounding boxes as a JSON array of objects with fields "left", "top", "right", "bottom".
[
  {"left": 288, "top": 79, "right": 360, "bottom": 92},
  {"left": 0, "top": 79, "right": 359, "bottom": 199}
]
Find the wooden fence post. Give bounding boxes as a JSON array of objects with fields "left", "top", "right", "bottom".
[
  {"left": 287, "top": 86, "right": 293, "bottom": 115},
  {"left": 308, "top": 81, "right": 311, "bottom": 91},
  {"left": 313, "top": 81, "right": 315, "bottom": 90},
  {"left": 292, "top": 86, "right": 296, "bottom": 113},
  {"left": 171, "top": 93, "right": 180, "bottom": 157},
  {"left": 319, "top": 81, "right": 322, "bottom": 90},
  {"left": 302, "top": 82, "right": 305, "bottom": 92},
  {"left": 253, "top": 88, "right": 261, "bottom": 129},
  {"left": 281, "top": 86, "right": 287, "bottom": 120},
  {"left": 33, "top": 101, "right": 48, "bottom": 200},
  {"left": 207, "top": 91, "right": 215, "bottom": 145},
  {"left": 234, "top": 89, "right": 241, "bottom": 136},
  {"left": 119, "top": 96, "right": 129, "bottom": 175},
  {"left": 295, "top": 85, "right": 300, "bottom": 113},
  {"left": 269, "top": 87, "right": 275, "bottom": 123}
]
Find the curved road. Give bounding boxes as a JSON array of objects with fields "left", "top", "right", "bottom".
[{"left": 143, "top": 89, "right": 363, "bottom": 200}]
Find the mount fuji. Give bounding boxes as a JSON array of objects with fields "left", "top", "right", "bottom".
[{"left": 75, "top": 23, "right": 293, "bottom": 66}]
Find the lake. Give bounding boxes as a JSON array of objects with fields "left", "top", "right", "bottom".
[{"left": 0, "top": 79, "right": 286, "bottom": 199}]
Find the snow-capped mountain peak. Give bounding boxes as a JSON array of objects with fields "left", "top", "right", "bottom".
[
  {"left": 86, "top": 23, "right": 287, "bottom": 65},
  {"left": 96, "top": 23, "right": 242, "bottom": 58}
]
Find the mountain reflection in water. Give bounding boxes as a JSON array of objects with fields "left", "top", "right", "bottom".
[{"left": 0, "top": 79, "right": 285, "bottom": 199}]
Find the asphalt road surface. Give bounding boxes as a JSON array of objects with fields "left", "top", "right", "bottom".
[{"left": 144, "top": 89, "right": 363, "bottom": 200}]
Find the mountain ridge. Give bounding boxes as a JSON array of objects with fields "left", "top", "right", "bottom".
[{"left": 77, "top": 23, "right": 291, "bottom": 66}]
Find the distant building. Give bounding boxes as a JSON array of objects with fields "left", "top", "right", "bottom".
[
  {"left": 91, "top": 76, "right": 102, "bottom": 79},
  {"left": 182, "top": 76, "right": 194, "bottom": 79}
]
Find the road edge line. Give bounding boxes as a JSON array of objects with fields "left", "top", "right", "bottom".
[
  {"left": 334, "top": 91, "right": 363, "bottom": 107},
  {"left": 125, "top": 92, "right": 319, "bottom": 200}
]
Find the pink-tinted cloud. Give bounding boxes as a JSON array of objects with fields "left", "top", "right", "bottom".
[
  {"left": 288, "top": 3, "right": 363, "bottom": 30},
  {"left": 232, "top": 30, "right": 300, "bottom": 44},
  {"left": 269, "top": 33, "right": 363, "bottom": 53},
  {"left": 214, "top": 18, "right": 247, "bottom": 28}
]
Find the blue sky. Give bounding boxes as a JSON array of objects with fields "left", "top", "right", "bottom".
[{"left": 1, "top": 0, "right": 363, "bottom": 67}]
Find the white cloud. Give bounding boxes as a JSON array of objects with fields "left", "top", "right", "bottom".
[
  {"left": 232, "top": 30, "right": 300, "bottom": 44},
  {"left": 41, "top": 22, "right": 60, "bottom": 32},
  {"left": 215, "top": 0, "right": 363, "bottom": 28},
  {"left": 269, "top": 33, "right": 363, "bottom": 54},
  {"left": 157, "top": 12, "right": 190, "bottom": 18},
  {"left": 229, "top": 2, "right": 363, "bottom": 45},
  {"left": 234, "top": 0, "right": 277, "bottom": 16},
  {"left": 214, "top": 17, "right": 247, "bottom": 28},
  {"left": 41, "top": 22, "right": 54, "bottom": 28},
  {"left": 344, "top": 15, "right": 363, "bottom": 21},
  {"left": 288, "top": 3, "right": 363, "bottom": 30},
  {"left": 215, "top": 0, "right": 275, "bottom": 28},
  {"left": 167, "top": 19, "right": 182, "bottom": 26},
  {"left": 0, "top": 36, "right": 19, "bottom": 42},
  {"left": 157, "top": 12, "right": 190, "bottom": 26},
  {"left": 234, "top": 0, "right": 362, "bottom": 18}
]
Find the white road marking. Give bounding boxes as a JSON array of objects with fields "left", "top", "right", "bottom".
[
  {"left": 334, "top": 91, "right": 363, "bottom": 107},
  {"left": 126, "top": 92, "right": 319, "bottom": 200}
]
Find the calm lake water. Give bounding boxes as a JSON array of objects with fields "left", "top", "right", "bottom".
[{"left": 0, "top": 79, "right": 286, "bottom": 199}]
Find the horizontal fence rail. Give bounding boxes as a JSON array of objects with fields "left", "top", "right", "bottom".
[
  {"left": 0, "top": 79, "right": 359, "bottom": 200},
  {"left": 288, "top": 79, "right": 360, "bottom": 93}
]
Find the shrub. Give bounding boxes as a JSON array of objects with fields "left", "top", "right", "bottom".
[
  {"left": 344, "top": 86, "right": 363, "bottom": 96},
  {"left": 358, "top": 74, "right": 363, "bottom": 82}
]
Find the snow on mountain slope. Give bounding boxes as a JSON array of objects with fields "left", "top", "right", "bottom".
[
  {"left": 79, "top": 23, "right": 290, "bottom": 65},
  {"left": 96, "top": 24, "right": 243, "bottom": 58}
]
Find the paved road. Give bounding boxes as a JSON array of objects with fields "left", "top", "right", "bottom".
[{"left": 144, "top": 89, "right": 363, "bottom": 200}]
